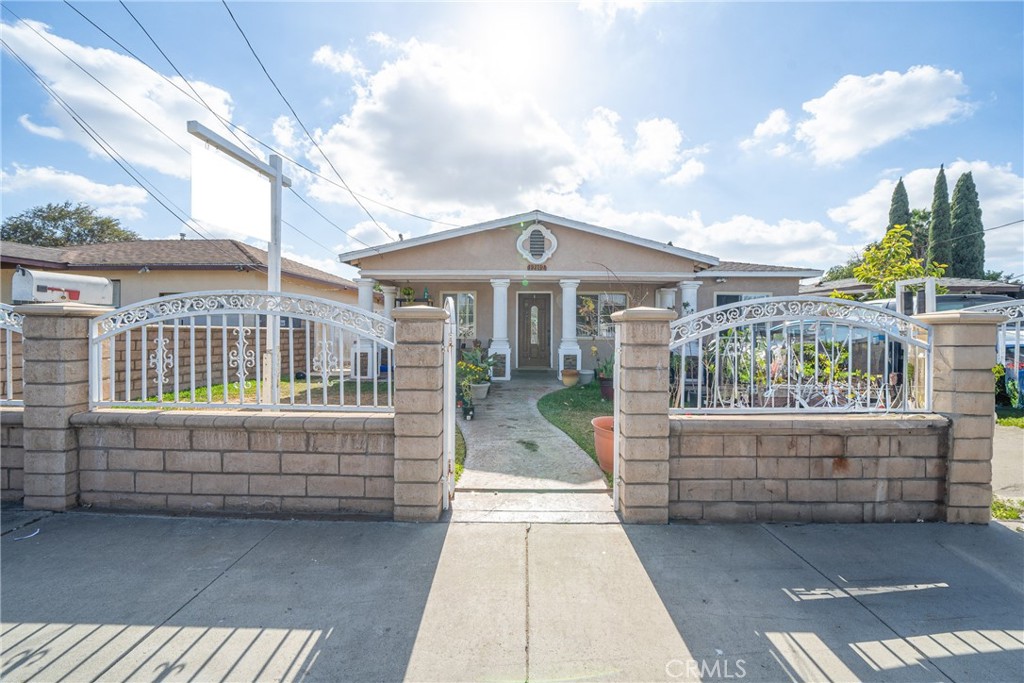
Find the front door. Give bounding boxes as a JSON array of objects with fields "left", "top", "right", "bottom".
[{"left": 517, "top": 294, "right": 551, "bottom": 367}]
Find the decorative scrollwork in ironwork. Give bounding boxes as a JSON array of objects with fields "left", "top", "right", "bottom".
[
  {"left": 148, "top": 336, "right": 174, "bottom": 386},
  {"left": 963, "top": 300, "right": 1024, "bottom": 320},
  {"left": 0, "top": 304, "right": 23, "bottom": 333},
  {"left": 312, "top": 340, "right": 341, "bottom": 376},
  {"left": 228, "top": 327, "right": 256, "bottom": 383},
  {"left": 93, "top": 291, "right": 394, "bottom": 344},
  {"left": 670, "top": 296, "right": 929, "bottom": 348}
]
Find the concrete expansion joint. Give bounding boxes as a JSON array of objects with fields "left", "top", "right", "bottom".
[{"left": 524, "top": 522, "right": 531, "bottom": 680}]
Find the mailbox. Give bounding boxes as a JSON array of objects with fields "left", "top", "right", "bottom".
[{"left": 11, "top": 267, "right": 113, "bottom": 306}]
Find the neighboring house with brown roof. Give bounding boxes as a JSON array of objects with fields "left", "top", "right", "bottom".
[
  {"left": 0, "top": 238, "right": 358, "bottom": 307},
  {"left": 800, "top": 276, "right": 1023, "bottom": 299},
  {"left": 339, "top": 210, "right": 821, "bottom": 379}
]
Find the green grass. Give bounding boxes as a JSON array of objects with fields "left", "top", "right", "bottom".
[
  {"left": 455, "top": 425, "right": 466, "bottom": 482},
  {"left": 144, "top": 378, "right": 391, "bottom": 406},
  {"left": 992, "top": 497, "right": 1024, "bottom": 521},
  {"left": 996, "top": 407, "right": 1024, "bottom": 429},
  {"left": 537, "top": 380, "right": 612, "bottom": 484}
]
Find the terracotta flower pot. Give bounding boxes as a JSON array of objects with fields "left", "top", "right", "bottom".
[
  {"left": 591, "top": 416, "right": 614, "bottom": 473},
  {"left": 562, "top": 369, "right": 579, "bottom": 387}
]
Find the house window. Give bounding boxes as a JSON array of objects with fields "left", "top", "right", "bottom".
[
  {"left": 110, "top": 279, "right": 121, "bottom": 307},
  {"left": 576, "top": 293, "right": 627, "bottom": 337},
  {"left": 442, "top": 291, "right": 476, "bottom": 339},
  {"left": 715, "top": 293, "right": 771, "bottom": 307}
]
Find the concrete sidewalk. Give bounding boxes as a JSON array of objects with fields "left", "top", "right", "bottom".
[
  {"left": 2, "top": 511, "right": 1021, "bottom": 682},
  {"left": 992, "top": 424, "right": 1024, "bottom": 499}
]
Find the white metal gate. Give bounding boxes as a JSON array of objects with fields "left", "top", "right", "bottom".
[{"left": 442, "top": 297, "right": 457, "bottom": 509}]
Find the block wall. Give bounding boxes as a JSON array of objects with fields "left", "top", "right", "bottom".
[
  {"left": 669, "top": 415, "right": 950, "bottom": 522},
  {"left": 1, "top": 409, "right": 24, "bottom": 502},
  {"left": 71, "top": 412, "right": 394, "bottom": 516}
]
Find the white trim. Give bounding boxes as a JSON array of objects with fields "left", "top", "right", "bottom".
[
  {"left": 714, "top": 291, "right": 772, "bottom": 307},
  {"left": 576, "top": 291, "right": 628, "bottom": 339},
  {"left": 516, "top": 222, "right": 558, "bottom": 264},
  {"left": 697, "top": 269, "right": 821, "bottom": 278},
  {"left": 515, "top": 290, "right": 554, "bottom": 370},
  {"left": 440, "top": 289, "right": 478, "bottom": 340},
  {"left": 340, "top": 210, "right": 720, "bottom": 266},
  {"left": 359, "top": 269, "right": 708, "bottom": 282}
]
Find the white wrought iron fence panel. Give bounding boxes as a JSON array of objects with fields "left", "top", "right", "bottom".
[
  {"left": 0, "top": 304, "right": 24, "bottom": 406},
  {"left": 442, "top": 297, "right": 456, "bottom": 510},
  {"left": 90, "top": 291, "right": 394, "bottom": 411},
  {"left": 964, "top": 299, "right": 1023, "bottom": 408},
  {"left": 669, "top": 297, "right": 932, "bottom": 414}
]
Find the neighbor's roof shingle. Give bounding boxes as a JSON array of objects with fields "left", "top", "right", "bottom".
[
  {"left": 0, "top": 239, "right": 354, "bottom": 290},
  {"left": 702, "top": 261, "right": 820, "bottom": 274}
]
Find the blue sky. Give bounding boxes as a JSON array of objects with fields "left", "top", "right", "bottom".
[{"left": 2, "top": 1, "right": 1022, "bottom": 279}]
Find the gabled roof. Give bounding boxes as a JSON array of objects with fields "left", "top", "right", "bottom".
[
  {"left": 338, "top": 210, "right": 721, "bottom": 267},
  {"left": 699, "top": 261, "right": 822, "bottom": 278},
  {"left": 0, "top": 239, "right": 356, "bottom": 291}
]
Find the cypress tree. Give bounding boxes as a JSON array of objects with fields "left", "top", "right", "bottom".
[
  {"left": 927, "top": 165, "right": 952, "bottom": 268},
  {"left": 949, "top": 171, "right": 985, "bottom": 278},
  {"left": 887, "top": 177, "right": 910, "bottom": 232}
]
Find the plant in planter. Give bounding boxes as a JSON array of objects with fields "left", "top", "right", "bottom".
[
  {"left": 596, "top": 354, "right": 615, "bottom": 400},
  {"left": 457, "top": 360, "right": 490, "bottom": 401},
  {"left": 400, "top": 286, "right": 416, "bottom": 304}
]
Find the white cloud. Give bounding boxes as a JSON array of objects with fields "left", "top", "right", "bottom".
[
  {"left": 18, "top": 114, "right": 63, "bottom": 140},
  {"left": 577, "top": 0, "right": 648, "bottom": 26},
  {"left": 1, "top": 165, "right": 149, "bottom": 220},
  {"left": 796, "top": 66, "right": 974, "bottom": 164},
  {"left": 632, "top": 118, "right": 683, "bottom": 173},
  {"left": 828, "top": 160, "right": 1024, "bottom": 275},
  {"left": 661, "top": 158, "right": 705, "bottom": 187},
  {"left": 740, "top": 109, "right": 790, "bottom": 151},
  {"left": 311, "top": 45, "right": 367, "bottom": 80},
  {"left": 2, "top": 19, "right": 237, "bottom": 179}
]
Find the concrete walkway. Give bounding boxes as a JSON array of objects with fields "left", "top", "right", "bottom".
[
  {"left": 993, "top": 424, "right": 1024, "bottom": 499},
  {"left": 1, "top": 511, "right": 1021, "bottom": 682},
  {"left": 454, "top": 375, "right": 614, "bottom": 523}
]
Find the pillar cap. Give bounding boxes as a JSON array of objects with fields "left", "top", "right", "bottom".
[
  {"left": 15, "top": 302, "right": 112, "bottom": 317},
  {"left": 915, "top": 311, "right": 1007, "bottom": 325},
  {"left": 611, "top": 307, "right": 677, "bottom": 322},
  {"left": 392, "top": 305, "right": 448, "bottom": 321}
]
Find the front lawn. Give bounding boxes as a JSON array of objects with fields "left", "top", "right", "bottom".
[
  {"left": 996, "top": 407, "right": 1024, "bottom": 429},
  {"left": 537, "top": 380, "right": 612, "bottom": 484}
]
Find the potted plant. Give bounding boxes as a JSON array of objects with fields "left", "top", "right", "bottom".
[
  {"left": 457, "top": 360, "right": 490, "bottom": 401},
  {"left": 596, "top": 354, "right": 615, "bottom": 400},
  {"left": 591, "top": 416, "right": 614, "bottom": 473},
  {"left": 562, "top": 368, "right": 579, "bottom": 387},
  {"left": 400, "top": 286, "right": 415, "bottom": 304}
]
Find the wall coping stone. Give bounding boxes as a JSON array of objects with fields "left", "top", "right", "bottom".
[
  {"left": 71, "top": 409, "right": 394, "bottom": 431},
  {"left": 1, "top": 408, "right": 24, "bottom": 425},
  {"left": 611, "top": 307, "right": 678, "bottom": 323},
  {"left": 670, "top": 413, "right": 948, "bottom": 434},
  {"left": 391, "top": 306, "right": 448, "bottom": 321},
  {"left": 14, "top": 303, "right": 113, "bottom": 318},
  {"left": 915, "top": 311, "right": 1007, "bottom": 326}
]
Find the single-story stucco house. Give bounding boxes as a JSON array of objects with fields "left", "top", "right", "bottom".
[
  {"left": 801, "top": 276, "right": 1023, "bottom": 299},
  {"left": 0, "top": 238, "right": 359, "bottom": 307},
  {"left": 339, "top": 210, "right": 820, "bottom": 380}
]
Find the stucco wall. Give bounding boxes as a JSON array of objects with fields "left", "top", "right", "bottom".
[
  {"left": 70, "top": 412, "right": 394, "bottom": 516},
  {"left": 669, "top": 415, "right": 950, "bottom": 522},
  {"left": 696, "top": 276, "right": 805, "bottom": 310}
]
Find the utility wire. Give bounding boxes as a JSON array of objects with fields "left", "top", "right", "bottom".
[
  {"left": 221, "top": 0, "right": 396, "bottom": 242},
  {"left": 60, "top": 0, "right": 379, "bottom": 254},
  {"left": 2, "top": 38, "right": 272, "bottom": 273},
  {"left": 2, "top": 4, "right": 187, "bottom": 154},
  {"left": 62, "top": 1, "right": 450, "bottom": 251}
]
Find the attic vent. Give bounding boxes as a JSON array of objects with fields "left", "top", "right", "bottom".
[{"left": 515, "top": 222, "right": 558, "bottom": 265}]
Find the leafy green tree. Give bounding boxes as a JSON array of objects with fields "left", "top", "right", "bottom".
[
  {"left": 887, "top": 177, "right": 910, "bottom": 232},
  {"left": 948, "top": 171, "right": 985, "bottom": 278},
  {"left": 927, "top": 165, "right": 952, "bottom": 266},
  {"left": 1, "top": 202, "right": 139, "bottom": 246},
  {"left": 854, "top": 225, "right": 946, "bottom": 299},
  {"left": 983, "top": 270, "right": 1022, "bottom": 284},
  {"left": 907, "top": 208, "right": 930, "bottom": 262}
]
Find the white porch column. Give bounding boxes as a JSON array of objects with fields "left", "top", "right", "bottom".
[
  {"left": 557, "top": 279, "right": 582, "bottom": 378},
  {"left": 381, "top": 285, "right": 397, "bottom": 317},
  {"left": 355, "top": 277, "right": 376, "bottom": 312},
  {"left": 678, "top": 280, "right": 701, "bottom": 315},
  {"left": 489, "top": 279, "right": 511, "bottom": 381}
]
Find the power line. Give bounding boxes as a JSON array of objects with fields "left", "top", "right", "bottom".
[
  {"left": 60, "top": 0, "right": 380, "bottom": 253},
  {"left": 931, "top": 219, "right": 1023, "bottom": 247},
  {"left": 62, "top": 1, "right": 434, "bottom": 251},
  {"left": 2, "top": 38, "right": 272, "bottom": 273},
  {"left": 220, "top": 0, "right": 396, "bottom": 243}
]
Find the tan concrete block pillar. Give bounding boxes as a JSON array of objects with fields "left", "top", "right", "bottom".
[
  {"left": 917, "top": 311, "right": 1005, "bottom": 524},
  {"left": 610, "top": 307, "right": 676, "bottom": 524},
  {"left": 17, "top": 303, "right": 110, "bottom": 511},
  {"left": 392, "top": 306, "right": 447, "bottom": 522}
]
